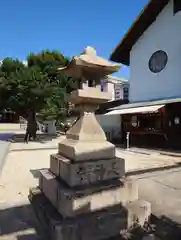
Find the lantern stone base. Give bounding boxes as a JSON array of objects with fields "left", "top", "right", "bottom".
[
  {"left": 39, "top": 169, "right": 138, "bottom": 218},
  {"left": 29, "top": 187, "right": 151, "bottom": 240},
  {"left": 58, "top": 139, "right": 115, "bottom": 162}
]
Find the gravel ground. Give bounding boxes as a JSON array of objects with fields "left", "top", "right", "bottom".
[{"left": 0, "top": 141, "right": 10, "bottom": 175}]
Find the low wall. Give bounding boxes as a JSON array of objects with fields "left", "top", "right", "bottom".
[{"left": 96, "top": 114, "right": 121, "bottom": 140}]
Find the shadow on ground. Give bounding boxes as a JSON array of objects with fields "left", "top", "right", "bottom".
[
  {"left": 150, "top": 214, "right": 181, "bottom": 240},
  {"left": 0, "top": 203, "right": 42, "bottom": 239},
  {"left": 0, "top": 132, "right": 15, "bottom": 142},
  {"left": 10, "top": 132, "right": 65, "bottom": 144},
  {"left": 1, "top": 201, "right": 181, "bottom": 239}
]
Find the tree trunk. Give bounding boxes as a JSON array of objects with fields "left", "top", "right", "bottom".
[{"left": 26, "top": 109, "right": 37, "bottom": 140}]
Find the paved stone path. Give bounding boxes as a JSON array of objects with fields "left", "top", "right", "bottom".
[
  {"left": 127, "top": 146, "right": 181, "bottom": 158},
  {"left": 134, "top": 168, "right": 181, "bottom": 224},
  {"left": 9, "top": 134, "right": 181, "bottom": 175},
  {"left": 1, "top": 133, "right": 181, "bottom": 239}
]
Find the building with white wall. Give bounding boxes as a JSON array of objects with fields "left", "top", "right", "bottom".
[
  {"left": 96, "top": 113, "right": 122, "bottom": 142},
  {"left": 108, "top": 0, "right": 181, "bottom": 149},
  {"left": 102, "top": 75, "right": 129, "bottom": 101},
  {"left": 129, "top": 0, "right": 181, "bottom": 102},
  {"left": 111, "top": 0, "right": 181, "bottom": 103},
  {"left": 96, "top": 75, "right": 129, "bottom": 142}
]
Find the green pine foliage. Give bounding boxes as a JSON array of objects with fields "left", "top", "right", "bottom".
[{"left": 0, "top": 50, "right": 77, "bottom": 135}]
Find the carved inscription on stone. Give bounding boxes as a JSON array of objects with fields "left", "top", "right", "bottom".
[
  {"left": 74, "top": 159, "right": 122, "bottom": 185},
  {"left": 50, "top": 154, "right": 125, "bottom": 187}
]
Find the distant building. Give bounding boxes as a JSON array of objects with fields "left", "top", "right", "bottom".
[
  {"left": 96, "top": 75, "right": 129, "bottom": 142},
  {"left": 102, "top": 75, "right": 129, "bottom": 101}
]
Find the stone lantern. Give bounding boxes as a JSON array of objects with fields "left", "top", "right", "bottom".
[
  {"left": 29, "top": 47, "right": 151, "bottom": 240},
  {"left": 57, "top": 46, "right": 121, "bottom": 161}
]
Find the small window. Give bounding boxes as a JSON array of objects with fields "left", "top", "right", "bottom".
[
  {"left": 174, "top": 0, "right": 181, "bottom": 14},
  {"left": 123, "top": 87, "right": 129, "bottom": 100},
  {"left": 78, "top": 79, "right": 83, "bottom": 89},
  {"left": 101, "top": 80, "right": 105, "bottom": 92},
  {"left": 123, "top": 87, "right": 129, "bottom": 93}
]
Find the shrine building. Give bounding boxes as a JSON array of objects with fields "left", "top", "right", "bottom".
[{"left": 107, "top": 0, "right": 181, "bottom": 149}]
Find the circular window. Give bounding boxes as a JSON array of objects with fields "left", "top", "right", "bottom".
[{"left": 148, "top": 50, "right": 168, "bottom": 73}]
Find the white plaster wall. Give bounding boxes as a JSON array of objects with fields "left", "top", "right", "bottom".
[
  {"left": 96, "top": 114, "right": 121, "bottom": 139},
  {"left": 130, "top": 0, "right": 181, "bottom": 102},
  {"left": 103, "top": 82, "right": 115, "bottom": 100},
  {"left": 108, "top": 82, "right": 115, "bottom": 101}
]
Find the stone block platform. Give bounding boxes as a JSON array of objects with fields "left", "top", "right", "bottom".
[
  {"left": 39, "top": 169, "right": 138, "bottom": 218},
  {"left": 29, "top": 187, "right": 151, "bottom": 240}
]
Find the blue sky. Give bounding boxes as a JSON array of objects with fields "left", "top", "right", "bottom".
[{"left": 1, "top": 0, "right": 148, "bottom": 79}]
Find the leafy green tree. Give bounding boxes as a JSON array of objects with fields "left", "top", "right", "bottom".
[
  {"left": 27, "top": 50, "right": 77, "bottom": 123},
  {"left": 0, "top": 59, "right": 51, "bottom": 136},
  {"left": 0, "top": 50, "right": 76, "bottom": 138},
  {"left": 0, "top": 58, "right": 25, "bottom": 110}
]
